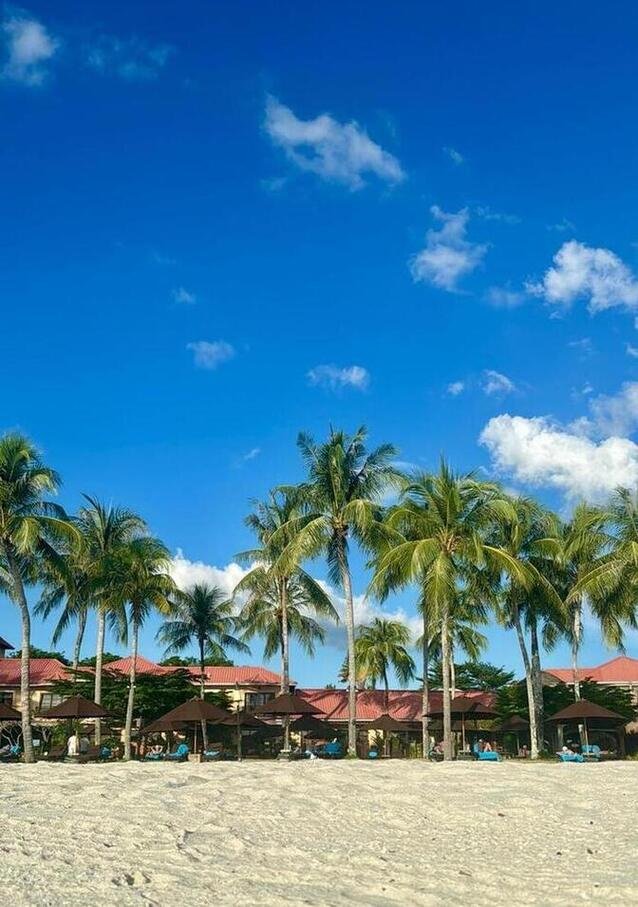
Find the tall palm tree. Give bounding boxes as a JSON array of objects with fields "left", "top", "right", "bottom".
[
  {"left": 544, "top": 504, "right": 608, "bottom": 701},
  {"left": 35, "top": 555, "right": 91, "bottom": 675},
  {"left": 236, "top": 491, "right": 338, "bottom": 750},
  {"left": 75, "top": 496, "right": 147, "bottom": 744},
  {"left": 370, "top": 464, "right": 523, "bottom": 760},
  {"left": 111, "top": 536, "right": 176, "bottom": 759},
  {"left": 344, "top": 618, "right": 416, "bottom": 706},
  {"left": 487, "top": 496, "right": 563, "bottom": 757},
  {"left": 0, "top": 433, "right": 73, "bottom": 762},
  {"left": 276, "top": 428, "right": 401, "bottom": 756},
  {"left": 573, "top": 487, "right": 638, "bottom": 657},
  {"left": 157, "top": 583, "right": 249, "bottom": 696}
]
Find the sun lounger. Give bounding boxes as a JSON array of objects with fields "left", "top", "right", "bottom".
[
  {"left": 165, "top": 743, "right": 190, "bottom": 762},
  {"left": 202, "top": 750, "right": 221, "bottom": 761},
  {"left": 318, "top": 741, "right": 343, "bottom": 759},
  {"left": 477, "top": 750, "right": 501, "bottom": 761},
  {"left": 581, "top": 745, "right": 601, "bottom": 762},
  {"left": 558, "top": 752, "right": 584, "bottom": 763}
]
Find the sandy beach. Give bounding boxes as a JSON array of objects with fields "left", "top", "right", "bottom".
[{"left": 1, "top": 760, "right": 636, "bottom": 905}]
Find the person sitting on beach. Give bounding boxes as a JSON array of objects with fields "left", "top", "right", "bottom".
[
  {"left": 79, "top": 735, "right": 90, "bottom": 754},
  {"left": 67, "top": 733, "right": 79, "bottom": 756},
  {"left": 560, "top": 745, "right": 574, "bottom": 755},
  {"left": 482, "top": 740, "right": 493, "bottom": 752}
]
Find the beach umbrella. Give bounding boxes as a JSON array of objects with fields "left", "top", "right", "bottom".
[
  {"left": 153, "top": 698, "right": 232, "bottom": 755},
  {"left": 40, "top": 695, "right": 112, "bottom": 756},
  {"left": 290, "top": 714, "right": 336, "bottom": 753},
  {"left": 547, "top": 699, "right": 625, "bottom": 750},
  {"left": 496, "top": 714, "right": 529, "bottom": 753},
  {"left": 255, "top": 693, "right": 324, "bottom": 754},
  {"left": 0, "top": 702, "right": 21, "bottom": 721},
  {"left": 364, "top": 713, "right": 412, "bottom": 757},
  {"left": 220, "top": 709, "right": 267, "bottom": 761},
  {"left": 426, "top": 696, "right": 496, "bottom": 751}
]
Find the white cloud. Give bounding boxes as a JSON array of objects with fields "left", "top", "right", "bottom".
[
  {"left": 482, "top": 370, "right": 516, "bottom": 397},
  {"left": 485, "top": 286, "right": 526, "bottom": 308},
  {"left": 475, "top": 206, "right": 521, "bottom": 225},
  {"left": 317, "top": 580, "right": 421, "bottom": 650},
  {"left": 626, "top": 343, "right": 638, "bottom": 358},
  {"left": 568, "top": 337, "right": 593, "bottom": 355},
  {"left": 443, "top": 146, "right": 464, "bottom": 165},
  {"left": 264, "top": 96, "right": 405, "bottom": 190},
  {"left": 169, "top": 550, "right": 248, "bottom": 598},
  {"left": 480, "top": 413, "right": 638, "bottom": 500},
  {"left": 187, "top": 340, "right": 235, "bottom": 370},
  {"left": 410, "top": 206, "right": 487, "bottom": 292},
  {"left": 447, "top": 380, "right": 465, "bottom": 396},
  {"left": 547, "top": 218, "right": 576, "bottom": 233},
  {"left": 85, "top": 35, "right": 173, "bottom": 80},
  {"left": 236, "top": 447, "right": 261, "bottom": 466},
  {"left": 173, "top": 287, "right": 196, "bottom": 305},
  {"left": 307, "top": 364, "right": 370, "bottom": 391},
  {"left": 1, "top": 12, "right": 58, "bottom": 86},
  {"left": 528, "top": 240, "right": 638, "bottom": 313},
  {"left": 586, "top": 382, "right": 638, "bottom": 437}
]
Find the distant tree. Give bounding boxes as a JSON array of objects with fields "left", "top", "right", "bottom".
[
  {"left": 496, "top": 680, "right": 635, "bottom": 727},
  {"left": 78, "top": 652, "right": 122, "bottom": 667},
  {"left": 339, "top": 618, "right": 416, "bottom": 707},
  {"left": 159, "top": 654, "right": 234, "bottom": 667},
  {"left": 428, "top": 660, "right": 515, "bottom": 691},
  {"left": 10, "top": 646, "right": 70, "bottom": 665}
]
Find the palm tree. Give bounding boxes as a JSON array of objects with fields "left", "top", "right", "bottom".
[
  {"left": 157, "top": 583, "right": 249, "bottom": 695},
  {"left": 573, "top": 487, "right": 638, "bottom": 658},
  {"left": 546, "top": 504, "right": 608, "bottom": 700},
  {"left": 75, "top": 496, "right": 147, "bottom": 744},
  {"left": 345, "top": 618, "right": 416, "bottom": 706},
  {"left": 111, "top": 536, "right": 176, "bottom": 759},
  {"left": 0, "top": 433, "right": 73, "bottom": 762},
  {"left": 487, "top": 496, "right": 563, "bottom": 757},
  {"left": 276, "top": 428, "right": 401, "bottom": 756},
  {"left": 35, "top": 554, "right": 91, "bottom": 675},
  {"left": 369, "top": 464, "right": 523, "bottom": 760},
  {"left": 236, "top": 491, "right": 338, "bottom": 750}
]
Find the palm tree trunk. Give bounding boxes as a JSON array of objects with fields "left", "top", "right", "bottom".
[
  {"left": 94, "top": 608, "right": 106, "bottom": 746},
  {"left": 337, "top": 539, "right": 357, "bottom": 757},
  {"left": 450, "top": 643, "right": 456, "bottom": 699},
  {"left": 280, "top": 580, "right": 291, "bottom": 753},
  {"left": 512, "top": 604, "right": 538, "bottom": 759},
  {"left": 571, "top": 601, "right": 582, "bottom": 701},
  {"left": 529, "top": 616, "right": 545, "bottom": 754},
  {"left": 124, "top": 621, "right": 138, "bottom": 760},
  {"left": 421, "top": 613, "right": 430, "bottom": 760},
  {"left": 71, "top": 609, "right": 87, "bottom": 675},
  {"left": 441, "top": 603, "right": 453, "bottom": 761},
  {"left": 383, "top": 671, "right": 390, "bottom": 756},
  {"left": 199, "top": 636, "right": 208, "bottom": 752},
  {"left": 3, "top": 545, "right": 34, "bottom": 763}
]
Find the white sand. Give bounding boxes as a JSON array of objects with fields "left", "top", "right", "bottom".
[{"left": 0, "top": 760, "right": 636, "bottom": 905}]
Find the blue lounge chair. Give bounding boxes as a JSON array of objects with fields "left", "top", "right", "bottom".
[
  {"left": 581, "top": 744, "right": 601, "bottom": 761},
  {"left": 477, "top": 750, "right": 501, "bottom": 762},
  {"left": 165, "top": 743, "right": 190, "bottom": 762},
  {"left": 558, "top": 752, "right": 584, "bottom": 763},
  {"left": 319, "top": 741, "right": 343, "bottom": 759},
  {"left": 368, "top": 749, "right": 379, "bottom": 759}
]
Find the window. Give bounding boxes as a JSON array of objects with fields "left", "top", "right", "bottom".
[
  {"left": 245, "top": 692, "right": 275, "bottom": 712},
  {"left": 38, "top": 693, "right": 64, "bottom": 713},
  {"left": 0, "top": 691, "right": 14, "bottom": 706}
]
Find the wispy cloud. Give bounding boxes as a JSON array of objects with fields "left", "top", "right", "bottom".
[
  {"left": 264, "top": 96, "right": 405, "bottom": 190},
  {"left": 85, "top": 34, "right": 174, "bottom": 81},
  {"left": 568, "top": 337, "right": 594, "bottom": 356},
  {"left": 475, "top": 206, "right": 521, "bottom": 225},
  {"left": 527, "top": 240, "right": 638, "bottom": 313},
  {"left": 1, "top": 11, "right": 58, "bottom": 86},
  {"left": 443, "top": 146, "right": 464, "bottom": 165},
  {"left": 446, "top": 380, "right": 465, "bottom": 396},
  {"left": 233, "top": 447, "right": 261, "bottom": 468},
  {"left": 187, "top": 340, "right": 235, "bottom": 370},
  {"left": 547, "top": 217, "right": 576, "bottom": 233},
  {"left": 410, "top": 206, "right": 487, "bottom": 292},
  {"left": 307, "top": 364, "right": 370, "bottom": 392},
  {"left": 173, "top": 287, "right": 196, "bottom": 305},
  {"left": 482, "top": 370, "right": 516, "bottom": 396},
  {"left": 485, "top": 286, "right": 526, "bottom": 308}
]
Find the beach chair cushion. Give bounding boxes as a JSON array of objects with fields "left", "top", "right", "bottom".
[
  {"left": 559, "top": 753, "right": 584, "bottom": 763},
  {"left": 166, "top": 743, "right": 189, "bottom": 761},
  {"left": 477, "top": 750, "right": 501, "bottom": 761}
]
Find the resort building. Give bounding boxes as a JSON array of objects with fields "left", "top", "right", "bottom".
[{"left": 543, "top": 655, "right": 638, "bottom": 703}]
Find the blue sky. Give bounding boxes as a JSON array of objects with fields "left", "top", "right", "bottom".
[{"left": 3, "top": 1, "right": 638, "bottom": 685}]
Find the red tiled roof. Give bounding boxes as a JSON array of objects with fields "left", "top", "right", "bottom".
[
  {"left": 105, "top": 657, "right": 283, "bottom": 686},
  {"left": 546, "top": 655, "right": 638, "bottom": 685},
  {"left": 298, "top": 688, "right": 495, "bottom": 722},
  {"left": 0, "top": 658, "right": 70, "bottom": 686}
]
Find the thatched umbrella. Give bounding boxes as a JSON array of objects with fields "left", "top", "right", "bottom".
[
  {"left": 40, "top": 695, "right": 112, "bottom": 756},
  {"left": 255, "top": 693, "right": 323, "bottom": 754},
  {"left": 547, "top": 699, "right": 626, "bottom": 750},
  {"left": 220, "top": 709, "right": 267, "bottom": 761},
  {"left": 0, "top": 702, "right": 21, "bottom": 721},
  {"left": 426, "top": 696, "right": 496, "bottom": 751},
  {"left": 364, "top": 713, "right": 412, "bottom": 756},
  {"left": 290, "top": 714, "right": 336, "bottom": 752},
  {"left": 152, "top": 698, "right": 231, "bottom": 755},
  {"left": 497, "top": 714, "right": 529, "bottom": 753}
]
